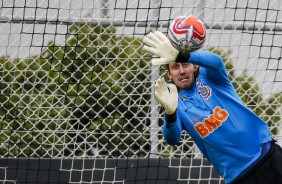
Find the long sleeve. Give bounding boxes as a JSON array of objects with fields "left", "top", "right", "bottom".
[
  {"left": 189, "top": 51, "right": 230, "bottom": 85},
  {"left": 163, "top": 112, "right": 182, "bottom": 146}
]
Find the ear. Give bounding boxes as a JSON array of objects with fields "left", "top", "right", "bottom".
[
  {"left": 193, "top": 65, "right": 199, "bottom": 76},
  {"left": 193, "top": 64, "right": 199, "bottom": 70},
  {"left": 166, "top": 70, "right": 173, "bottom": 80}
]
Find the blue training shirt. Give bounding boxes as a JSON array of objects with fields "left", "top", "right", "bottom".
[{"left": 163, "top": 51, "right": 273, "bottom": 183}]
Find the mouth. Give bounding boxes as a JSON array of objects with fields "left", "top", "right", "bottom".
[{"left": 179, "top": 76, "right": 189, "bottom": 82}]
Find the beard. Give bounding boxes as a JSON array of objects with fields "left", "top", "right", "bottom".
[{"left": 171, "top": 69, "right": 199, "bottom": 90}]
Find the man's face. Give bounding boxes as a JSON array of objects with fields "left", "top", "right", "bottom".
[{"left": 166, "top": 62, "right": 198, "bottom": 90}]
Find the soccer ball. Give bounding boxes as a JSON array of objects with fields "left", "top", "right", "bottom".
[{"left": 168, "top": 15, "right": 206, "bottom": 53}]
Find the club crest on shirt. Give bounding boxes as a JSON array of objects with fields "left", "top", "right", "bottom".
[{"left": 198, "top": 83, "right": 212, "bottom": 100}]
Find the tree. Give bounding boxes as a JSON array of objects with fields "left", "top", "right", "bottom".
[
  {"left": 1, "top": 24, "right": 152, "bottom": 157},
  {"left": 0, "top": 56, "right": 71, "bottom": 157}
]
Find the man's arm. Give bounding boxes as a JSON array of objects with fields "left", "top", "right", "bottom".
[
  {"left": 142, "top": 31, "right": 230, "bottom": 84},
  {"left": 189, "top": 51, "right": 230, "bottom": 84},
  {"left": 154, "top": 78, "right": 182, "bottom": 145},
  {"left": 162, "top": 111, "right": 182, "bottom": 146}
]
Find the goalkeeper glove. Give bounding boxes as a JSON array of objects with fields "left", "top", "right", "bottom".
[
  {"left": 142, "top": 31, "right": 190, "bottom": 65},
  {"left": 154, "top": 77, "right": 178, "bottom": 115}
]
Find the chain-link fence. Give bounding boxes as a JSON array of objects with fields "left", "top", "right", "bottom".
[{"left": 0, "top": 0, "right": 281, "bottom": 183}]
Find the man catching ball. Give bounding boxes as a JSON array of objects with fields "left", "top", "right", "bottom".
[{"left": 142, "top": 30, "right": 282, "bottom": 184}]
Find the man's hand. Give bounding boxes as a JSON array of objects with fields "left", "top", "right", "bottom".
[
  {"left": 142, "top": 31, "right": 179, "bottom": 65},
  {"left": 154, "top": 78, "right": 178, "bottom": 115}
]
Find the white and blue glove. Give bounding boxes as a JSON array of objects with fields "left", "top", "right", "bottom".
[
  {"left": 154, "top": 77, "right": 178, "bottom": 115},
  {"left": 142, "top": 31, "right": 180, "bottom": 65},
  {"left": 143, "top": 31, "right": 190, "bottom": 65}
]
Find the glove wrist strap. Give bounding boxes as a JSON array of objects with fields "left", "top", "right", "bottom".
[
  {"left": 176, "top": 52, "right": 190, "bottom": 63},
  {"left": 165, "top": 111, "right": 177, "bottom": 128}
]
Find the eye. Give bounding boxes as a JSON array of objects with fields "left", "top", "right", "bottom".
[
  {"left": 182, "top": 63, "right": 190, "bottom": 67},
  {"left": 171, "top": 64, "right": 179, "bottom": 69}
]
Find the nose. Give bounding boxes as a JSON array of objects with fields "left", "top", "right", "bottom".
[{"left": 179, "top": 64, "right": 186, "bottom": 74}]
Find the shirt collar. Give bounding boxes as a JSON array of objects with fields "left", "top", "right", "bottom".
[{"left": 179, "top": 81, "right": 197, "bottom": 100}]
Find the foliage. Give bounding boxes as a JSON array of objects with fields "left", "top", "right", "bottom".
[{"left": 0, "top": 24, "right": 151, "bottom": 157}]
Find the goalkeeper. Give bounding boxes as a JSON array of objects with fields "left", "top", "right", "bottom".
[{"left": 142, "top": 31, "right": 282, "bottom": 184}]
